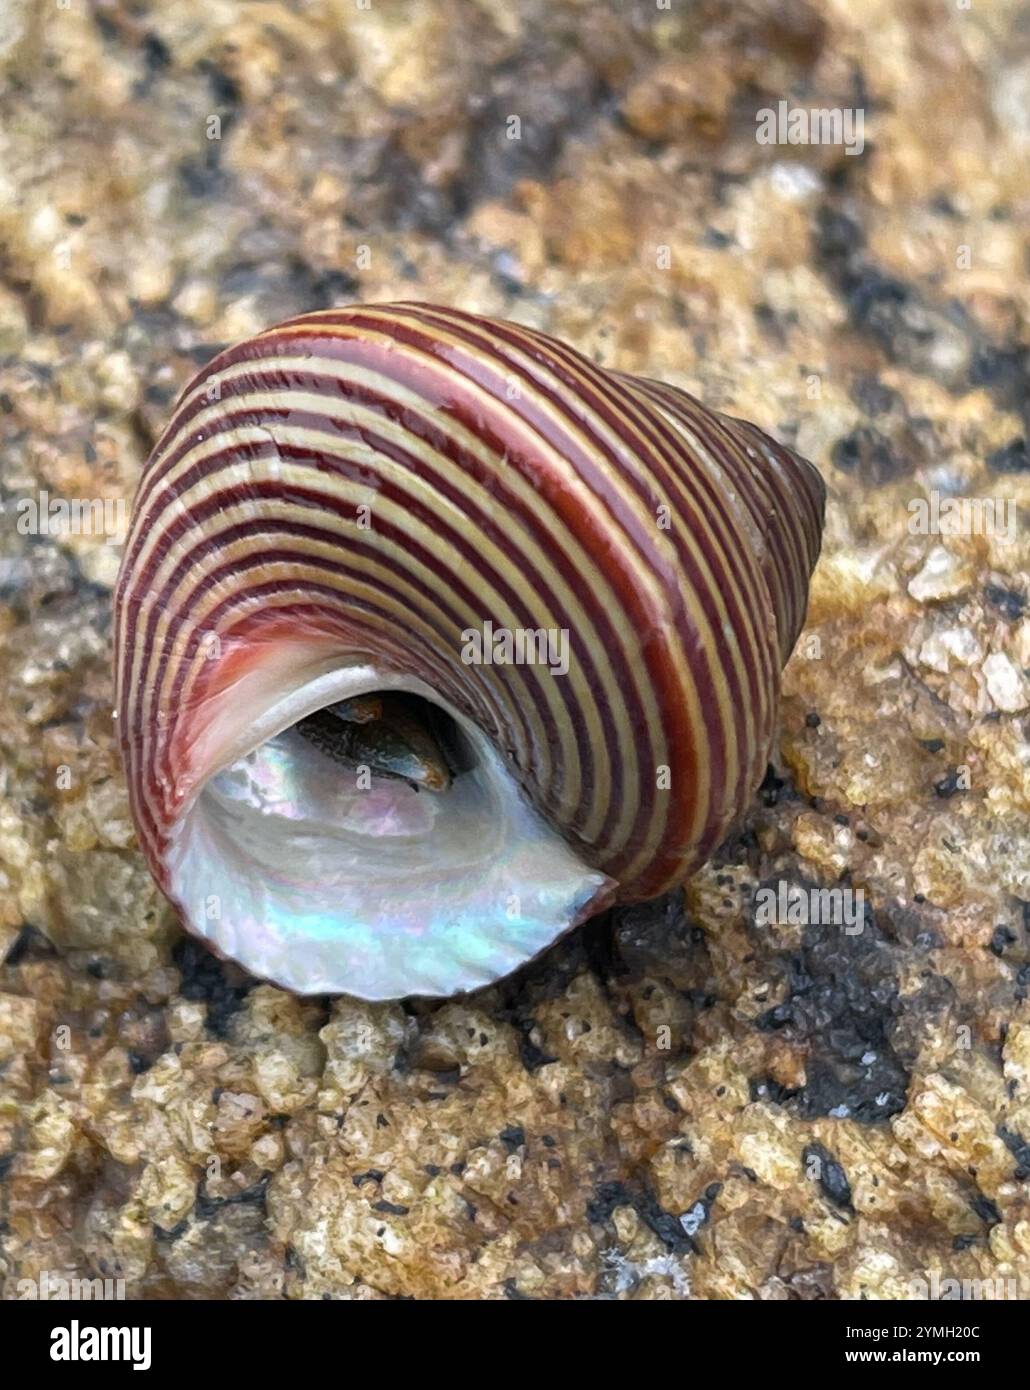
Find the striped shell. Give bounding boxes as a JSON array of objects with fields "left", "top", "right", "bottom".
[{"left": 114, "top": 302, "right": 824, "bottom": 999}]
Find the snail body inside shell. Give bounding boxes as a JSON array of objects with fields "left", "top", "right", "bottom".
[
  {"left": 114, "top": 302, "right": 825, "bottom": 999},
  {"left": 294, "top": 693, "right": 456, "bottom": 792}
]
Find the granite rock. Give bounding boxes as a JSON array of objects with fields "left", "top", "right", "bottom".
[{"left": 1, "top": 0, "right": 1029, "bottom": 1300}]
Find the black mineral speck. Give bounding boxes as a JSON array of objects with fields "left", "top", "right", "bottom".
[
  {"left": 588, "top": 1179, "right": 694, "bottom": 1253},
  {"left": 635, "top": 1190, "right": 695, "bottom": 1253},
  {"left": 207, "top": 65, "right": 241, "bottom": 110},
  {"left": 999, "top": 1126, "right": 1030, "bottom": 1180},
  {"left": 991, "top": 926, "right": 1017, "bottom": 957},
  {"left": 353, "top": 1170, "right": 385, "bottom": 1188},
  {"left": 194, "top": 1173, "right": 269, "bottom": 1221},
  {"left": 970, "top": 1192, "right": 1002, "bottom": 1227},
  {"left": 804, "top": 1142, "right": 853, "bottom": 1211},
  {"left": 851, "top": 377, "right": 902, "bottom": 416},
  {"left": 756, "top": 901, "right": 908, "bottom": 1122},
  {"left": 934, "top": 771, "right": 963, "bottom": 799},
  {"left": 587, "top": 1180, "right": 633, "bottom": 1225},
  {"left": 609, "top": 889, "right": 696, "bottom": 981},
  {"left": 178, "top": 149, "right": 226, "bottom": 199},
  {"left": 831, "top": 425, "right": 899, "bottom": 486},
  {"left": 457, "top": 45, "right": 605, "bottom": 207},
  {"left": 4, "top": 925, "right": 57, "bottom": 967},
  {"left": 987, "top": 439, "right": 1029, "bottom": 474},
  {"left": 759, "top": 763, "right": 794, "bottom": 807},
  {"left": 142, "top": 33, "right": 172, "bottom": 73},
  {"left": 985, "top": 584, "right": 1025, "bottom": 621},
  {"left": 172, "top": 936, "right": 253, "bottom": 1039}
]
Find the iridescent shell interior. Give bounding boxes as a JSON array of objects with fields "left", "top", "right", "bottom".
[{"left": 166, "top": 667, "right": 612, "bottom": 998}]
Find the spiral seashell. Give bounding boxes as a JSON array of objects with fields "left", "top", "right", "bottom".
[{"left": 114, "top": 303, "right": 824, "bottom": 999}]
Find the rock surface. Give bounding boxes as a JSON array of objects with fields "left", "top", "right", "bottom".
[{"left": 1, "top": 0, "right": 1029, "bottom": 1299}]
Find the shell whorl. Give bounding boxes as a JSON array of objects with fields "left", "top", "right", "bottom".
[{"left": 114, "top": 302, "right": 824, "bottom": 997}]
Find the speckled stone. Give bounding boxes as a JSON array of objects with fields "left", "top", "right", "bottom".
[{"left": 1, "top": 0, "right": 1029, "bottom": 1301}]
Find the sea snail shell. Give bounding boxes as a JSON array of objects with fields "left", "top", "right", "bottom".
[{"left": 114, "top": 303, "right": 825, "bottom": 999}]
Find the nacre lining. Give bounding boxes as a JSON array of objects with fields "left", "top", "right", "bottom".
[{"left": 167, "top": 666, "right": 612, "bottom": 998}]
